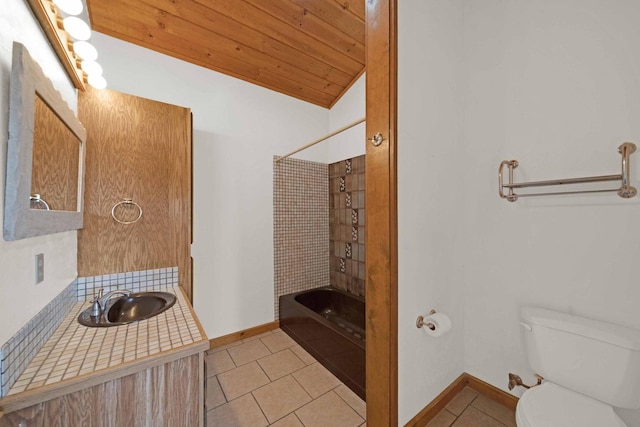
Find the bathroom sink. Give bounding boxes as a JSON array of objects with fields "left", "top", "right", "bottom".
[{"left": 78, "top": 291, "right": 177, "bottom": 327}]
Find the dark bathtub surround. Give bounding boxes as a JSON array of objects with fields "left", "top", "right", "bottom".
[
  {"left": 273, "top": 157, "right": 330, "bottom": 318},
  {"left": 279, "top": 286, "right": 365, "bottom": 400},
  {"left": 329, "top": 155, "right": 365, "bottom": 297}
]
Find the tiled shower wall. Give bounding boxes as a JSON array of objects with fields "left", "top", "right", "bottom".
[
  {"left": 273, "top": 157, "right": 329, "bottom": 318},
  {"left": 329, "top": 156, "right": 366, "bottom": 297}
]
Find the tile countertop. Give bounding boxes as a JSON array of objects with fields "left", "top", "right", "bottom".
[{"left": 0, "top": 286, "right": 209, "bottom": 413}]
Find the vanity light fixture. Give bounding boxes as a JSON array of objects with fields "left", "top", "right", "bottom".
[
  {"left": 26, "top": 0, "right": 108, "bottom": 90},
  {"left": 81, "top": 60, "right": 103, "bottom": 77},
  {"left": 88, "top": 74, "right": 107, "bottom": 90},
  {"left": 62, "top": 16, "right": 91, "bottom": 41},
  {"left": 52, "top": 0, "right": 82, "bottom": 15},
  {"left": 73, "top": 41, "right": 98, "bottom": 61},
  {"left": 84, "top": 59, "right": 107, "bottom": 89}
]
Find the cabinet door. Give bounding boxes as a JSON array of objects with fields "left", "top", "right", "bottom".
[
  {"left": 78, "top": 88, "right": 192, "bottom": 300},
  {"left": 0, "top": 354, "right": 202, "bottom": 427}
]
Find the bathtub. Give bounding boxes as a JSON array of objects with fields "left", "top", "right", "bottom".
[{"left": 279, "top": 286, "right": 365, "bottom": 400}]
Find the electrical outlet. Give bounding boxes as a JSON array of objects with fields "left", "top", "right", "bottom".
[{"left": 35, "top": 253, "right": 44, "bottom": 284}]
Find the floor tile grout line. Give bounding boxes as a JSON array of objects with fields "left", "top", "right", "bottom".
[
  {"left": 253, "top": 356, "right": 273, "bottom": 383},
  {"left": 248, "top": 391, "right": 271, "bottom": 425},
  {"left": 301, "top": 388, "right": 364, "bottom": 425},
  {"left": 291, "top": 412, "right": 305, "bottom": 427},
  {"left": 249, "top": 371, "right": 312, "bottom": 426},
  {"left": 206, "top": 328, "right": 369, "bottom": 427},
  {"left": 444, "top": 407, "right": 457, "bottom": 419},
  {"left": 330, "top": 383, "right": 366, "bottom": 419},
  {"left": 447, "top": 391, "right": 479, "bottom": 417},
  {"left": 288, "top": 371, "right": 315, "bottom": 403},
  {"left": 463, "top": 393, "right": 480, "bottom": 415},
  {"left": 466, "top": 403, "right": 510, "bottom": 427},
  {"left": 215, "top": 371, "right": 233, "bottom": 403},
  {"left": 208, "top": 348, "right": 237, "bottom": 375},
  {"left": 206, "top": 375, "right": 226, "bottom": 411},
  {"left": 255, "top": 348, "right": 307, "bottom": 382}
]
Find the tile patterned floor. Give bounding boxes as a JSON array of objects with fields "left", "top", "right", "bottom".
[
  {"left": 426, "top": 386, "right": 516, "bottom": 427},
  {"left": 205, "top": 328, "right": 366, "bottom": 427}
]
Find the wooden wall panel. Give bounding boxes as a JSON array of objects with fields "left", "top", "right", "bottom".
[
  {"left": 0, "top": 355, "right": 201, "bottom": 427},
  {"left": 78, "top": 88, "right": 192, "bottom": 300}
]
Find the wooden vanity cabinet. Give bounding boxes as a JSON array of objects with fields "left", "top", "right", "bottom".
[{"left": 0, "top": 353, "right": 204, "bottom": 427}]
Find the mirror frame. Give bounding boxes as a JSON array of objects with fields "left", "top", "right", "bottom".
[{"left": 3, "top": 42, "right": 86, "bottom": 241}]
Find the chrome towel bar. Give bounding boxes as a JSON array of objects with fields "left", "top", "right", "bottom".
[{"left": 499, "top": 142, "right": 637, "bottom": 202}]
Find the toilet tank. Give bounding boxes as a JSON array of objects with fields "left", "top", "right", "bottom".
[{"left": 521, "top": 307, "right": 640, "bottom": 409}]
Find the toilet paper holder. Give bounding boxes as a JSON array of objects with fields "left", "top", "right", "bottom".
[{"left": 416, "top": 310, "right": 437, "bottom": 330}]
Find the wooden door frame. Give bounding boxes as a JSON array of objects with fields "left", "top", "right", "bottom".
[{"left": 365, "top": 0, "right": 398, "bottom": 426}]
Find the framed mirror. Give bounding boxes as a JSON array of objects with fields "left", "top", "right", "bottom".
[{"left": 3, "top": 42, "right": 86, "bottom": 240}]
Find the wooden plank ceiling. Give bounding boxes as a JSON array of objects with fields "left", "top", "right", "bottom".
[{"left": 86, "top": 0, "right": 365, "bottom": 108}]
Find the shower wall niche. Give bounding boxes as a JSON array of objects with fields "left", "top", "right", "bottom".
[{"left": 329, "top": 155, "right": 365, "bottom": 297}]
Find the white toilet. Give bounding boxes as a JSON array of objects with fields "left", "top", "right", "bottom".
[{"left": 516, "top": 307, "right": 640, "bottom": 427}]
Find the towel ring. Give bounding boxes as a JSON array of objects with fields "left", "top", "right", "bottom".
[
  {"left": 111, "top": 198, "right": 142, "bottom": 225},
  {"left": 30, "top": 194, "right": 50, "bottom": 210}
]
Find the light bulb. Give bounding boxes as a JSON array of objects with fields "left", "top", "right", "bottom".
[
  {"left": 53, "top": 0, "right": 83, "bottom": 15},
  {"left": 82, "top": 61, "right": 103, "bottom": 76},
  {"left": 63, "top": 17, "right": 91, "bottom": 41},
  {"left": 88, "top": 74, "right": 107, "bottom": 90},
  {"left": 73, "top": 41, "right": 98, "bottom": 61}
]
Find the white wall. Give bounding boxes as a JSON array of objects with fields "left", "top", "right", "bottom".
[
  {"left": 292, "top": 74, "right": 366, "bottom": 164},
  {"left": 461, "top": 1, "right": 640, "bottom": 424},
  {"left": 0, "top": 1, "right": 79, "bottom": 345},
  {"left": 399, "top": 0, "right": 640, "bottom": 423},
  {"left": 327, "top": 75, "right": 366, "bottom": 163},
  {"left": 397, "top": 1, "right": 466, "bottom": 424},
  {"left": 90, "top": 34, "right": 328, "bottom": 338}
]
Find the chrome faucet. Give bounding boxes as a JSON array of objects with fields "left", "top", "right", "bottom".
[
  {"left": 100, "top": 289, "right": 132, "bottom": 312},
  {"left": 90, "top": 289, "right": 104, "bottom": 317}
]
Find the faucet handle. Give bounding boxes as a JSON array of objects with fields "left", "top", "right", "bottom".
[{"left": 90, "top": 288, "right": 104, "bottom": 318}]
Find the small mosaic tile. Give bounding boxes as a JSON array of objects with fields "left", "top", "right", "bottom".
[
  {"left": 346, "top": 192, "right": 352, "bottom": 208},
  {"left": 346, "top": 242, "right": 352, "bottom": 259},
  {"left": 345, "top": 159, "right": 352, "bottom": 175},
  {"left": 273, "top": 157, "right": 329, "bottom": 318},
  {"left": 352, "top": 209, "right": 358, "bottom": 225},
  {"left": 339, "top": 176, "right": 346, "bottom": 192},
  {"left": 352, "top": 226, "right": 359, "bottom": 242},
  {"left": 77, "top": 267, "right": 179, "bottom": 300},
  {"left": 339, "top": 258, "right": 346, "bottom": 273},
  {"left": 0, "top": 280, "right": 77, "bottom": 397}
]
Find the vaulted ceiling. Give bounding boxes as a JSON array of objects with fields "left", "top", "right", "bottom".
[{"left": 86, "top": 0, "right": 366, "bottom": 108}]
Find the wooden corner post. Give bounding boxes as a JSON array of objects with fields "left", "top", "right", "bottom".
[{"left": 365, "top": 0, "right": 398, "bottom": 425}]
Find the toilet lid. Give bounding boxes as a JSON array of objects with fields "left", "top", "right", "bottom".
[{"left": 516, "top": 382, "right": 627, "bottom": 427}]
